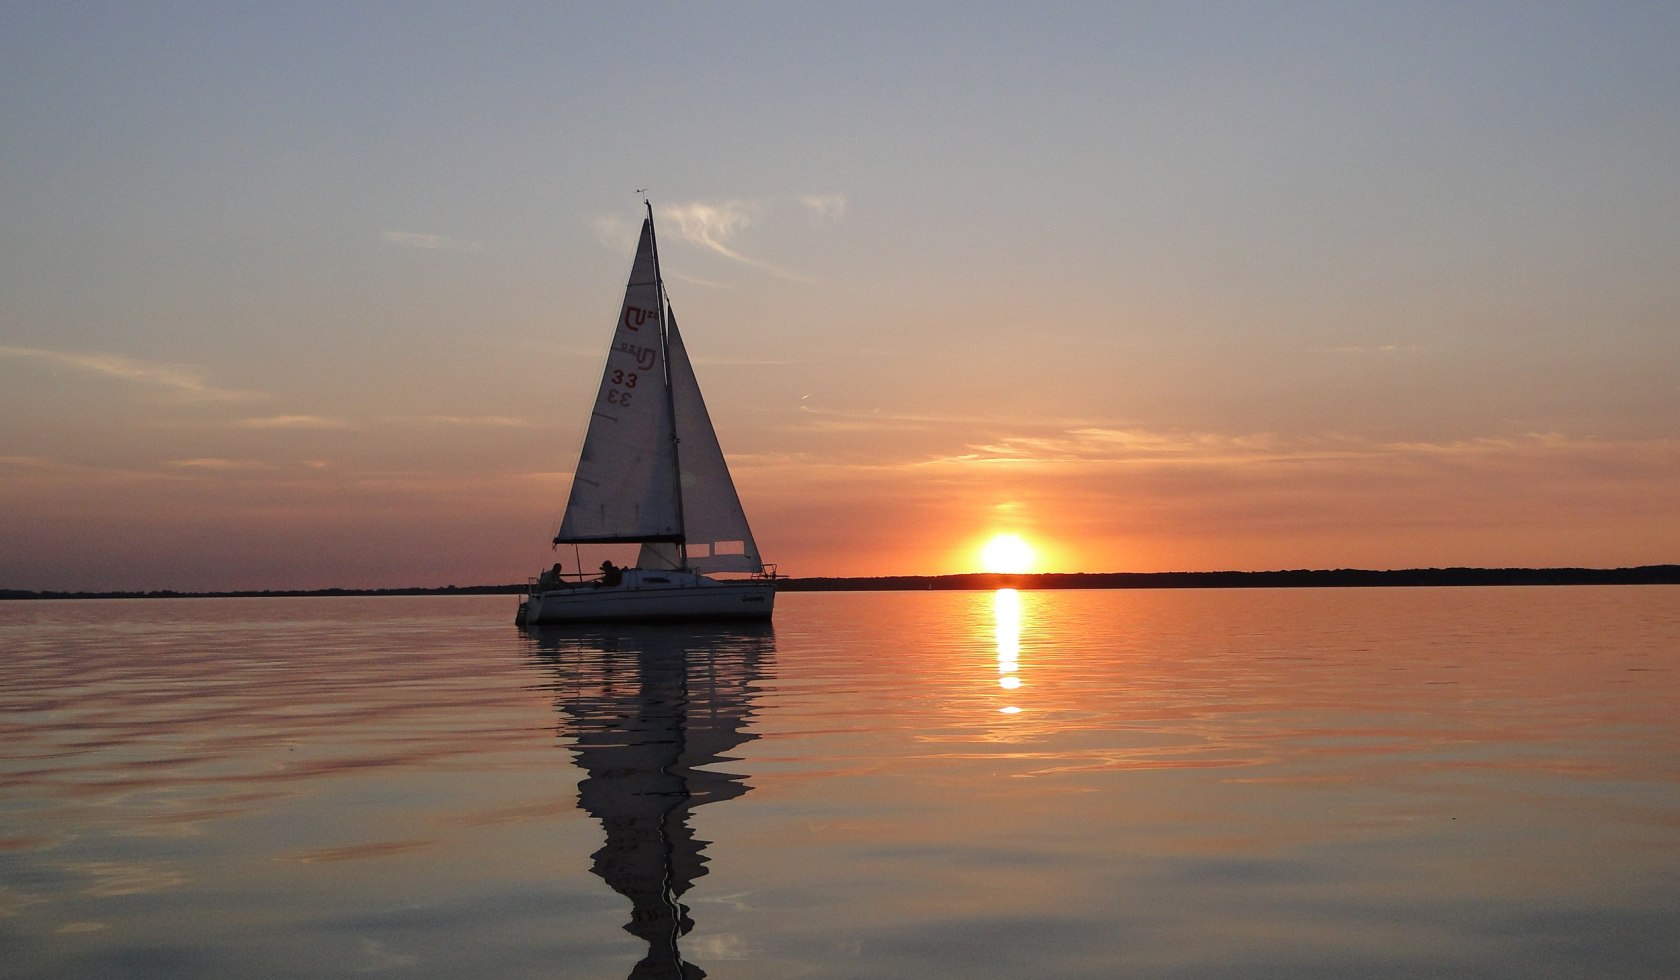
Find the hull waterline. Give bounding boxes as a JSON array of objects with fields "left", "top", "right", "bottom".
[{"left": 520, "top": 575, "right": 774, "bottom": 625}]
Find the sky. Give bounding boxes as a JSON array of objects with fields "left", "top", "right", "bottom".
[{"left": 3, "top": 2, "right": 1678, "bottom": 591}]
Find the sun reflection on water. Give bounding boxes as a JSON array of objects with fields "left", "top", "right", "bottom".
[{"left": 995, "top": 588, "right": 1022, "bottom": 714}]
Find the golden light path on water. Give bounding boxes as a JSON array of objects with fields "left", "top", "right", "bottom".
[{"left": 995, "top": 588, "right": 1023, "bottom": 714}]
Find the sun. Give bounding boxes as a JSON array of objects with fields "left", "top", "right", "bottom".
[{"left": 979, "top": 534, "right": 1036, "bottom": 574}]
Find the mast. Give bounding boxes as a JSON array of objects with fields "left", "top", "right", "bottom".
[{"left": 645, "top": 199, "right": 689, "bottom": 568}]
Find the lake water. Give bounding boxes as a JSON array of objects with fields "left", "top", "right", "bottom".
[{"left": 2, "top": 587, "right": 1678, "bottom": 979}]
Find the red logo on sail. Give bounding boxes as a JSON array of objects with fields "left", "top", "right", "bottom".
[
  {"left": 613, "top": 341, "right": 658, "bottom": 371},
  {"left": 623, "top": 306, "right": 655, "bottom": 331}
]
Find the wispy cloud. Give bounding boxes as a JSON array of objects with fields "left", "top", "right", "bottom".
[
  {"left": 396, "top": 415, "right": 529, "bottom": 428},
  {"left": 787, "top": 405, "right": 1661, "bottom": 481},
  {"left": 932, "top": 427, "right": 1323, "bottom": 468},
  {"left": 590, "top": 195, "right": 843, "bottom": 283},
  {"left": 658, "top": 199, "right": 818, "bottom": 284},
  {"left": 192, "top": 411, "right": 524, "bottom": 430},
  {"left": 801, "top": 193, "right": 847, "bottom": 221},
  {"left": 921, "top": 426, "right": 1679, "bottom": 481},
  {"left": 233, "top": 415, "right": 357, "bottom": 430},
  {"left": 794, "top": 405, "right": 1114, "bottom": 436},
  {"left": 212, "top": 414, "right": 528, "bottom": 432},
  {"left": 167, "top": 458, "right": 276, "bottom": 472},
  {"left": 0, "top": 345, "right": 265, "bottom": 402},
  {"left": 662, "top": 200, "right": 763, "bottom": 264},
  {"left": 793, "top": 408, "right": 957, "bottom": 435},
  {"left": 381, "top": 230, "right": 486, "bottom": 253}
]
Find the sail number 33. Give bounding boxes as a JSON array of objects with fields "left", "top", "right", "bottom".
[{"left": 606, "top": 369, "right": 639, "bottom": 407}]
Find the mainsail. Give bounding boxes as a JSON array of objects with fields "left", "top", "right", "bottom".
[{"left": 555, "top": 218, "right": 683, "bottom": 544}]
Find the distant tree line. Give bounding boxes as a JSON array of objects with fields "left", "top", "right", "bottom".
[
  {"left": 0, "top": 584, "right": 523, "bottom": 600},
  {"left": 5, "top": 566, "right": 1677, "bottom": 600},
  {"left": 772, "top": 566, "right": 1680, "bottom": 591}
]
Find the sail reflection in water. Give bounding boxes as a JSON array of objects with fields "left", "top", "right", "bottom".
[{"left": 524, "top": 625, "right": 773, "bottom": 980}]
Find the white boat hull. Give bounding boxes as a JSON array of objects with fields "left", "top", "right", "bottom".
[{"left": 520, "top": 570, "right": 774, "bottom": 625}]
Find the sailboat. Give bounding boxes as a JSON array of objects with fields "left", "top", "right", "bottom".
[{"left": 518, "top": 202, "right": 776, "bottom": 625}]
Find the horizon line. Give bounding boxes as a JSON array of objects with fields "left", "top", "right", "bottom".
[{"left": 5, "top": 564, "right": 1678, "bottom": 599}]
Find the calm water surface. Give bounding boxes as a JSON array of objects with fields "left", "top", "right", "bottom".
[{"left": 2, "top": 588, "right": 1678, "bottom": 978}]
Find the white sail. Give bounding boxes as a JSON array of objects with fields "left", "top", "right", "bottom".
[
  {"left": 555, "top": 219, "right": 683, "bottom": 544},
  {"left": 638, "top": 311, "right": 764, "bottom": 573}
]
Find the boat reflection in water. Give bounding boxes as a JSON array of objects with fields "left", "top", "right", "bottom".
[{"left": 525, "top": 624, "right": 773, "bottom": 980}]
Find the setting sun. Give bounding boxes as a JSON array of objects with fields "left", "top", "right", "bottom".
[{"left": 979, "top": 534, "right": 1036, "bottom": 574}]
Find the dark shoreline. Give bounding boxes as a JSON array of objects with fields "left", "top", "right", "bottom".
[
  {"left": 4, "top": 565, "right": 1677, "bottom": 600},
  {"left": 778, "top": 565, "right": 1680, "bottom": 591}
]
